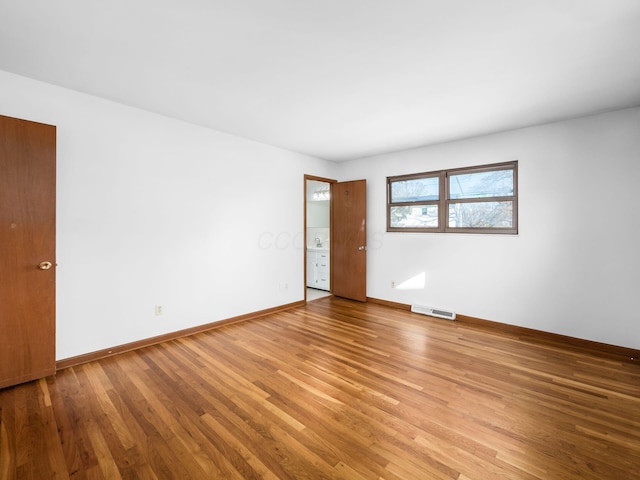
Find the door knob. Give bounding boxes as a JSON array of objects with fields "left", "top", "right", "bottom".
[
  {"left": 358, "top": 246, "right": 367, "bottom": 251},
  {"left": 38, "top": 261, "right": 53, "bottom": 270}
]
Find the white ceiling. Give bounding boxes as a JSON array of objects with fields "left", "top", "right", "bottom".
[{"left": 1, "top": 0, "right": 639, "bottom": 161}]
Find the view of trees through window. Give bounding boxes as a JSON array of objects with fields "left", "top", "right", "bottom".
[
  {"left": 448, "top": 201, "right": 513, "bottom": 228},
  {"left": 387, "top": 162, "right": 517, "bottom": 234},
  {"left": 389, "top": 174, "right": 440, "bottom": 228}
]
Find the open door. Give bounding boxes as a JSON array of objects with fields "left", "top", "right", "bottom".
[
  {"left": 0, "top": 115, "right": 56, "bottom": 388},
  {"left": 331, "top": 180, "right": 367, "bottom": 302}
]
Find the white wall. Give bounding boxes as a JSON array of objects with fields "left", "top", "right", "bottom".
[
  {"left": 3, "top": 68, "right": 638, "bottom": 356},
  {"left": 337, "top": 108, "right": 640, "bottom": 350},
  {"left": 0, "top": 70, "right": 335, "bottom": 360}
]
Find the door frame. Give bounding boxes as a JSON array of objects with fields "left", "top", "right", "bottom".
[{"left": 304, "top": 175, "right": 336, "bottom": 302}]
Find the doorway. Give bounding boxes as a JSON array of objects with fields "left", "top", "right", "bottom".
[
  {"left": 304, "top": 176, "right": 368, "bottom": 303},
  {"left": 305, "top": 176, "right": 334, "bottom": 302}
]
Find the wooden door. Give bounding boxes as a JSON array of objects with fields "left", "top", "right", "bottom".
[
  {"left": 0, "top": 115, "right": 56, "bottom": 389},
  {"left": 331, "top": 180, "right": 366, "bottom": 302}
]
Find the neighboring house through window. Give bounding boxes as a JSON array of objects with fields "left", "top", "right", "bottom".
[{"left": 387, "top": 161, "right": 518, "bottom": 234}]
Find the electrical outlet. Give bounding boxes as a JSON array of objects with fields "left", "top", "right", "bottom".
[
  {"left": 155, "top": 305, "right": 163, "bottom": 316},
  {"left": 391, "top": 281, "right": 395, "bottom": 288},
  {"left": 279, "top": 282, "right": 288, "bottom": 291}
]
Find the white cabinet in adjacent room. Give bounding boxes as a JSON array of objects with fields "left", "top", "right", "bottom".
[{"left": 307, "top": 249, "right": 330, "bottom": 291}]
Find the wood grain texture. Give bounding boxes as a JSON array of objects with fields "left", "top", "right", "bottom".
[
  {"left": 0, "top": 115, "right": 56, "bottom": 389},
  {"left": 331, "top": 180, "right": 367, "bottom": 302},
  {"left": 1, "top": 297, "right": 639, "bottom": 479},
  {"left": 55, "top": 300, "right": 305, "bottom": 370}
]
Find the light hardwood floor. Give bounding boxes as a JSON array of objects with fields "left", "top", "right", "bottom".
[{"left": 1, "top": 297, "right": 639, "bottom": 479}]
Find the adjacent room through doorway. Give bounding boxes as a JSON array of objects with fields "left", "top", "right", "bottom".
[{"left": 305, "top": 176, "right": 333, "bottom": 302}]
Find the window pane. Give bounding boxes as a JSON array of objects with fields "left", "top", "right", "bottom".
[
  {"left": 391, "top": 177, "right": 439, "bottom": 202},
  {"left": 449, "top": 169, "right": 513, "bottom": 199},
  {"left": 448, "top": 201, "right": 513, "bottom": 228},
  {"left": 390, "top": 205, "right": 438, "bottom": 228}
]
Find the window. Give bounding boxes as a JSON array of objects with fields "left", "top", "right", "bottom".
[{"left": 387, "top": 161, "right": 518, "bottom": 234}]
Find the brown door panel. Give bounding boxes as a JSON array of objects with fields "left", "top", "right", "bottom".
[
  {"left": 331, "top": 180, "right": 366, "bottom": 302},
  {"left": 1, "top": 115, "right": 56, "bottom": 389}
]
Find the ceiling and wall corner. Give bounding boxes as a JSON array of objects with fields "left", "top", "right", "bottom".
[
  {"left": 0, "top": 68, "right": 335, "bottom": 360},
  {"left": 1, "top": 0, "right": 639, "bottom": 161},
  {"left": 335, "top": 106, "right": 640, "bottom": 350},
  {"left": 1, "top": 2, "right": 640, "bottom": 355}
]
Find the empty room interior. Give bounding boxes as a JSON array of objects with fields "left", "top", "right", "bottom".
[{"left": 1, "top": 1, "right": 639, "bottom": 479}]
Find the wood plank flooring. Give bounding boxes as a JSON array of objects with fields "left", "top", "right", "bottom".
[{"left": 1, "top": 296, "right": 639, "bottom": 479}]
